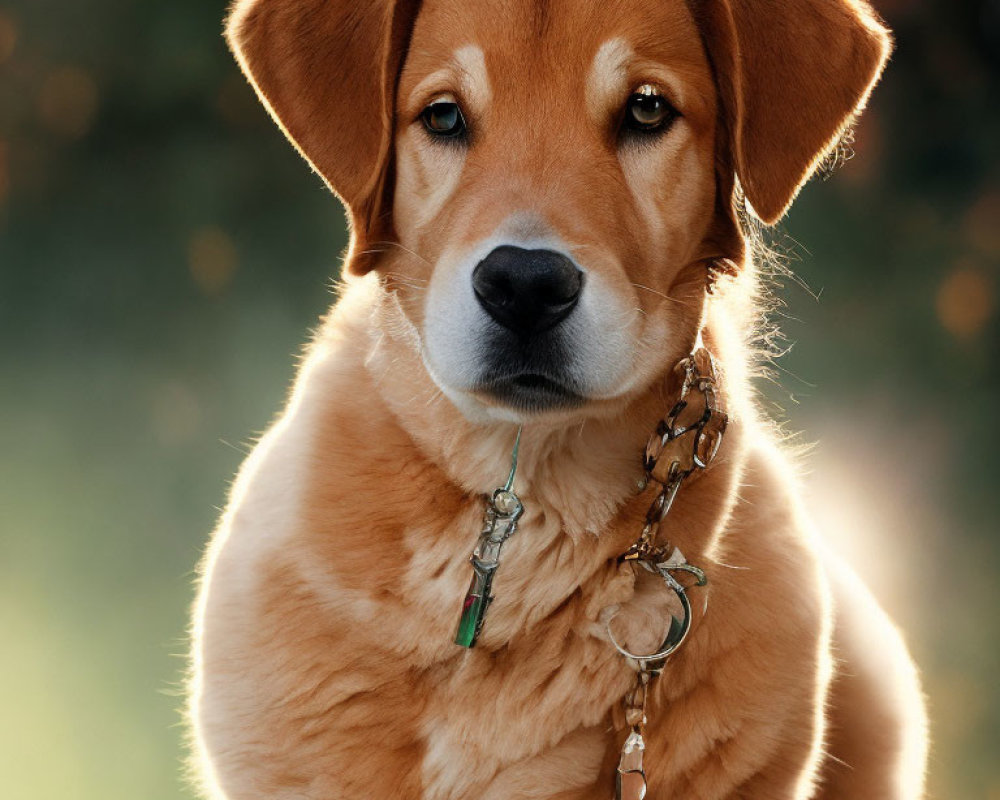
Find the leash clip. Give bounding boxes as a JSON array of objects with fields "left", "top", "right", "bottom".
[{"left": 454, "top": 427, "right": 523, "bottom": 648}]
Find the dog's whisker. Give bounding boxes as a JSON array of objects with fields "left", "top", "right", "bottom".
[
  {"left": 386, "top": 281, "right": 427, "bottom": 293},
  {"left": 379, "top": 271, "right": 429, "bottom": 294},
  {"left": 368, "top": 240, "right": 434, "bottom": 267},
  {"left": 712, "top": 560, "right": 751, "bottom": 571},
  {"left": 382, "top": 272, "right": 429, "bottom": 292},
  {"left": 424, "top": 387, "right": 445, "bottom": 407},
  {"left": 630, "top": 282, "right": 685, "bottom": 306},
  {"left": 383, "top": 271, "right": 428, "bottom": 284}
]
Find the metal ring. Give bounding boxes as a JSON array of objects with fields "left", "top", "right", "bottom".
[{"left": 606, "top": 570, "right": 694, "bottom": 666}]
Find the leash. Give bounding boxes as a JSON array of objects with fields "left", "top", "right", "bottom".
[{"left": 452, "top": 347, "right": 728, "bottom": 799}]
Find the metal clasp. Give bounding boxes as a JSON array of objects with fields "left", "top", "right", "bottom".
[
  {"left": 607, "top": 547, "right": 706, "bottom": 675},
  {"left": 454, "top": 427, "right": 524, "bottom": 648}
]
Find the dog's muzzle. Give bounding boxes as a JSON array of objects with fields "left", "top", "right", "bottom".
[{"left": 471, "top": 246, "right": 585, "bottom": 410}]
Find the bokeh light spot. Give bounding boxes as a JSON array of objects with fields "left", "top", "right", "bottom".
[
  {"left": 935, "top": 264, "right": 994, "bottom": 340},
  {"left": 37, "top": 66, "right": 99, "bottom": 140},
  {"left": 963, "top": 191, "right": 1000, "bottom": 256},
  {"left": 188, "top": 226, "right": 238, "bottom": 296},
  {"left": 0, "top": 11, "right": 17, "bottom": 65}
]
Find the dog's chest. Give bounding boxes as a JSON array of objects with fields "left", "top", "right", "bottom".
[
  {"left": 416, "top": 625, "right": 630, "bottom": 799},
  {"left": 286, "top": 412, "right": 654, "bottom": 795},
  {"left": 392, "top": 502, "right": 642, "bottom": 798}
]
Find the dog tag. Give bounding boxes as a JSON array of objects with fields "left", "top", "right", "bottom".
[
  {"left": 454, "top": 429, "right": 523, "bottom": 648},
  {"left": 454, "top": 488, "right": 523, "bottom": 646}
]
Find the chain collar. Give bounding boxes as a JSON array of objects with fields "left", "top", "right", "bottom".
[
  {"left": 448, "top": 346, "right": 728, "bottom": 800},
  {"left": 612, "top": 346, "right": 727, "bottom": 800},
  {"left": 617, "top": 346, "right": 726, "bottom": 612}
]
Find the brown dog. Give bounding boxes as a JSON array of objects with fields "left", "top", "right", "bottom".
[{"left": 188, "top": 0, "right": 929, "bottom": 797}]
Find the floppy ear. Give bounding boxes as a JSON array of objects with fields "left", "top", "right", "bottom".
[
  {"left": 226, "top": 0, "right": 421, "bottom": 273},
  {"left": 695, "top": 0, "right": 892, "bottom": 224}
]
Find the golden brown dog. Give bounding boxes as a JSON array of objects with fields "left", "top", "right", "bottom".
[{"left": 189, "top": 0, "right": 929, "bottom": 797}]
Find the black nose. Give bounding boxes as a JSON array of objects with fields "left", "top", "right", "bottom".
[{"left": 472, "top": 246, "right": 583, "bottom": 336}]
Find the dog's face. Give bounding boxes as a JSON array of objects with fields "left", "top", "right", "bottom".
[
  {"left": 390, "top": 0, "right": 719, "bottom": 419},
  {"left": 226, "top": 0, "right": 890, "bottom": 420}
]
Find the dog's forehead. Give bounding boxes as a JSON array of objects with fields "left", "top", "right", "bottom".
[{"left": 402, "top": 0, "right": 710, "bottom": 98}]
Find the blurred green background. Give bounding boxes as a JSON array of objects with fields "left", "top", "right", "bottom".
[{"left": 0, "top": 0, "right": 996, "bottom": 797}]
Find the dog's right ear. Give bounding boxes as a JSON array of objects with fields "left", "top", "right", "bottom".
[
  {"left": 695, "top": 0, "right": 891, "bottom": 226},
  {"left": 226, "top": 0, "right": 421, "bottom": 274}
]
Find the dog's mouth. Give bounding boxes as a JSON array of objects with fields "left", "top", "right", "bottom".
[{"left": 477, "top": 372, "right": 585, "bottom": 411}]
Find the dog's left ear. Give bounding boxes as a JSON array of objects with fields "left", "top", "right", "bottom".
[
  {"left": 226, "top": 0, "right": 421, "bottom": 273},
  {"left": 695, "top": 0, "right": 892, "bottom": 225}
]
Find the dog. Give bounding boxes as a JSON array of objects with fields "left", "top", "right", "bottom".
[{"left": 188, "top": 0, "right": 929, "bottom": 797}]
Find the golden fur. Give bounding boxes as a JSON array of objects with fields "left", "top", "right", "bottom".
[{"left": 189, "top": 0, "right": 929, "bottom": 797}]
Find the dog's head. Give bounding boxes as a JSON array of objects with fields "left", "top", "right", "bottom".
[{"left": 227, "top": 0, "right": 889, "bottom": 421}]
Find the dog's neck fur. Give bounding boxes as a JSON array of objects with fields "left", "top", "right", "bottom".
[{"left": 327, "top": 272, "right": 755, "bottom": 567}]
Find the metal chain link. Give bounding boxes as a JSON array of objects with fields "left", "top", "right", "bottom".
[
  {"left": 622, "top": 346, "right": 728, "bottom": 573},
  {"left": 613, "top": 346, "right": 728, "bottom": 800}
]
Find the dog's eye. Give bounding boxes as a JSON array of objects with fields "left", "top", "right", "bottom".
[
  {"left": 421, "top": 100, "right": 466, "bottom": 138},
  {"left": 624, "top": 86, "right": 676, "bottom": 133}
]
